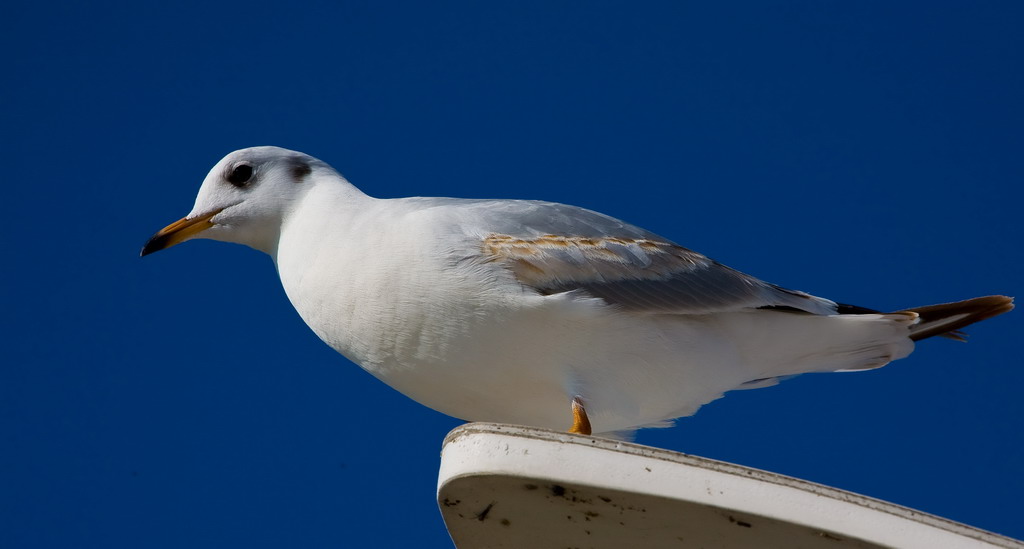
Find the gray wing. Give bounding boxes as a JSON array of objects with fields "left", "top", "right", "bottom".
[{"left": 435, "top": 198, "right": 838, "bottom": 315}]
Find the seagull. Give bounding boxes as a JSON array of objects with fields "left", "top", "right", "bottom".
[{"left": 142, "top": 146, "right": 1012, "bottom": 437}]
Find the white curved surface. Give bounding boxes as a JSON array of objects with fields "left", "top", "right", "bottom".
[{"left": 438, "top": 423, "right": 1022, "bottom": 549}]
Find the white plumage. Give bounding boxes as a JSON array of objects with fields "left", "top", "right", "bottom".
[{"left": 142, "top": 146, "right": 1012, "bottom": 436}]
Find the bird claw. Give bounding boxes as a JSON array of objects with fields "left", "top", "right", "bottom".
[{"left": 568, "top": 396, "right": 592, "bottom": 435}]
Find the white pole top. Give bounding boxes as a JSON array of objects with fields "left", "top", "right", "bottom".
[{"left": 438, "top": 423, "right": 1022, "bottom": 549}]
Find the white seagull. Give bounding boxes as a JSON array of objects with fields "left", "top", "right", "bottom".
[{"left": 142, "top": 146, "right": 1012, "bottom": 437}]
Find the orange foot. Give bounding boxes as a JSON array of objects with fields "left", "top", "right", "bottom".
[{"left": 568, "top": 396, "right": 592, "bottom": 435}]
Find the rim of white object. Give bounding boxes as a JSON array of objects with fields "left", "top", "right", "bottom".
[{"left": 438, "top": 423, "right": 1022, "bottom": 549}]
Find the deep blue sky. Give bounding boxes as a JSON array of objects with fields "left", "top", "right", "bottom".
[{"left": 3, "top": 2, "right": 1022, "bottom": 547}]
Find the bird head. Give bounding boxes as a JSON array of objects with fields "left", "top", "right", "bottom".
[{"left": 141, "top": 146, "right": 327, "bottom": 256}]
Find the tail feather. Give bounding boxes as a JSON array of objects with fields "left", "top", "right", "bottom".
[{"left": 899, "top": 295, "right": 1013, "bottom": 342}]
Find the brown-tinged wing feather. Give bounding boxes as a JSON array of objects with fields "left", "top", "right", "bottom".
[{"left": 481, "top": 233, "right": 837, "bottom": 314}]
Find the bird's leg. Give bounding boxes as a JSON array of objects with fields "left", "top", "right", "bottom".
[{"left": 568, "top": 396, "right": 592, "bottom": 435}]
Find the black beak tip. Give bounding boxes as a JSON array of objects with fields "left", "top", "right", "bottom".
[{"left": 140, "top": 234, "right": 165, "bottom": 257}]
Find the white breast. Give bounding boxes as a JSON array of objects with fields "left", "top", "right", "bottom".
[{"left": 273, "top": 192, "right": 570, "bottom": 421}]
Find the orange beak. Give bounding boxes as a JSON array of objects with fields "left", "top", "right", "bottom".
[{"left": 140, "top": 208, "right": 223, "bottom": 257}]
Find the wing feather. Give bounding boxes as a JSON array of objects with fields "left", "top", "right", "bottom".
[{"left": 456, "top": 200, "right": 837, "bottom": 315}]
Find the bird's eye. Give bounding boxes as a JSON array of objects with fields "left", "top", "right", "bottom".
[{"left": 227, "top": 163, "right": 254, "bottom": 187}]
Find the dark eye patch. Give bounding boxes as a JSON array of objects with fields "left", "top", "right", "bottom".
[
  {"left": 227, "top": 163, "right": 254, "bottom": 187},
  {"left": 291, "top": 161, "right": 312, "bottom": 181}
]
